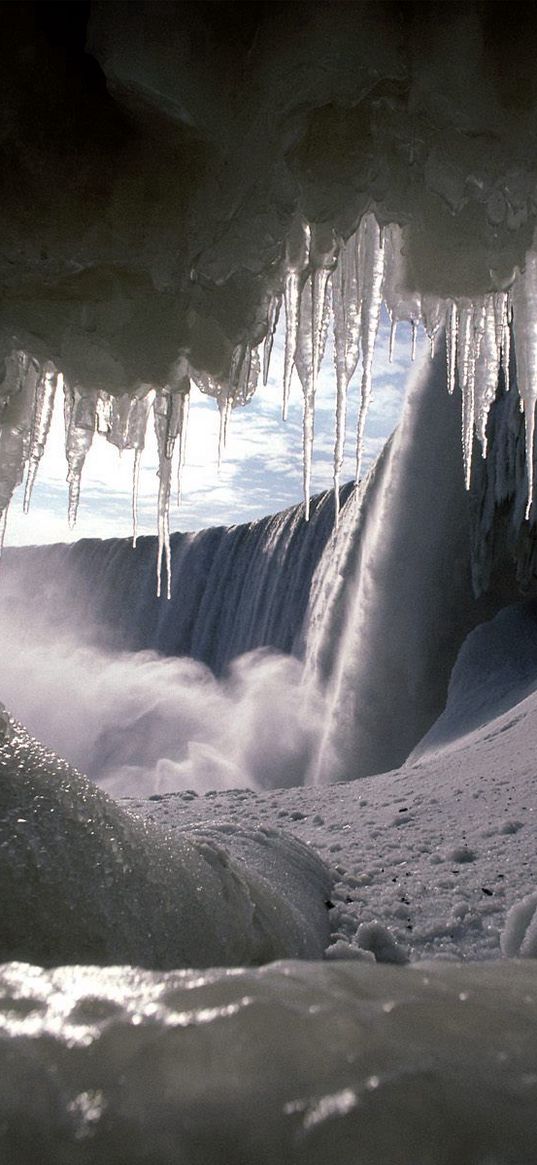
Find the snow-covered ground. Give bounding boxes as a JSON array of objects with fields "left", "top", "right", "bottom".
[{"left": 124, "top": 602, "right": 537, "bottom": 966}]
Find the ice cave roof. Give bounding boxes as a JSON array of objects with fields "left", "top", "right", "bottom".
[{"left": 3, "top": 1, "right": 537, "bottom": 392}]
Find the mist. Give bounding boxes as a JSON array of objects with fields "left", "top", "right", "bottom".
[{"left": 0, "top": 599, "right": 332, "bottom": 796}]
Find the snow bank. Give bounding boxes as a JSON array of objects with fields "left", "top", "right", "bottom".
[
  {"left": 0, "top": 718, "right": 332, "bottom": 968},
  {"left": 411, "top": 601, "right": 537, "bottom": 760},
  {"left": 1, "top": 958, "right": 537, "bottom": 1164}
]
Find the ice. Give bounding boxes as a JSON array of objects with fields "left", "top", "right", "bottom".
[
  {"left": 154, "top": 389, "right": 187, "bottom": 600},
  {"left": 23, "top": 363, "right": 58, "bottom": 513},
  {"left": 0, "top": 716, "right": 332, "bottom": 968},
  {"left": 355, "top": 214, "right": 386, "bottom": 483},
  {"left": 457, "top": 301, "right": 479, "bottom": 488},
  {"left": 282, "top": 219, "right": 311, "bottom": 422},
  {"left": 0, "top": 214, "right": 536, "bottom": 575},
  {"left": 446, "top": 301, "right": 458, "bottom": 395},
  {"left": 511, "top": 248, "right": 537, "bottom": 518},
  {"left": 0, "top": 353, "right": 40, "bottom": 520},
  {"left": 132, "top": 447, "right": 142, "bottom": 548},
  {"left": 263, "top": 293, "right": 281, "bottom": 387},
  {"left": 332, "top": 234, "right": 361, "bottom": 523},
  {"left": 501, "top": 892, "right": 537, "bottom": 957},
  {"left": 1, "top": 958, "right": 537, "bottom": 1164},
  {"left": 294, "top": 265, "right": 332, "bottom": 520},
  {"left": 474, "top": 297, "right": 502, "bottom": 456},
  {"left": 63, "top": 385, "right": 97, "bottom": 528}
]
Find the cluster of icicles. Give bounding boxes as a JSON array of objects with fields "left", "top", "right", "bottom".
[{"left": 1, "top": 213, "right": 537, "bottom": 598}]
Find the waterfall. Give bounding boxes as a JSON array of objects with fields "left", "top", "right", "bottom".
[
  {"left": 0, "top": 483, "right": 352, "bottom": 675},
  {"left": 1, "top": 351, "right": 534, "bottom": 789}
]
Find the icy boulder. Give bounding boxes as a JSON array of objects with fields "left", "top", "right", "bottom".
[{"left": 0, "top": 717, "right": 332, "bottom": 968}]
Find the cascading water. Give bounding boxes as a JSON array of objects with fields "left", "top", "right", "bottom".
[{"left": 1, "top": 343, "right": 534, "bottom": 792}]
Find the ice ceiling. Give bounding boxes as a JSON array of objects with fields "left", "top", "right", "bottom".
[{"left": 2, "top": 0, "right": 537, "bottom": 574}]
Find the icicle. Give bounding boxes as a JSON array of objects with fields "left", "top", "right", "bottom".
[
  {"left": 332, "top": 233, "right": 361, "bottom": 525},
  {"left": 282, "top": 221, "right": 311, "bottom": 421},
  {"left": 217, "top": 396, "right": 232, "bottom": 470},
  {"left": 422, "top": 297, "right": 446, "bottom": 362},
  {"left": 410, "top": 320, "right": 417, "bottom": 361},
  {"left": 263, "top": 294, "right": 281, "bottom": 386},
  {"left": 355, "top": 213, "right": 386, "bottom": 483},
  {"left": 153, "top": 392, "right": 174, "bottom": 600},
  {"left": 294, "top": 235, "right": 333, "bottom": 520},
  {"left": 107, "top": 391, "right": 154, "bottom": 454},
  {"left": 23, "top": 364, "right": 58, "bottom": 513},
  {"left": 132, "top": 447, "right": 141, "bottom": 548},
  {"left": 389, "top": 317, "right": 397, "bottom": 362},
  {"left": 176, "top": 390, "right": 190, "bottom": 505},
  {"left": 64, "top": 385, "right": 97, "bottom": 528},
  {"left": 446, "top": 301, "right": 458, "bottom": 395},
  {"left": 0, "top": 505, "right": 8, "bottom": 557},
  {"left": 511, "top": 248, "right": 537, "bottom": 520},
  {"left": 0, "top": 354, "right": 40, "bottom": 517},
  {"left": 474, "top": 296, "right": 501, "bottom": 457},
  {"left": 494, "top": 291, "right": 511, "bottom": 390},
  {"left": 96, "top": 392, "right": 113, "bottom": 435},
  {"left": 457, "top": 303, "right": 477, "bottom": 489}
]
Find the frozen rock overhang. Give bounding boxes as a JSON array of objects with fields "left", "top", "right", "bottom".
[{"left": 3, "top": 1, "right": 537, "bottom": 563}]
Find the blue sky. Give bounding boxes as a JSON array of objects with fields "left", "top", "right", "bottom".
[{"left": 5, "top": 310, "right": 426, "bottom": 546}]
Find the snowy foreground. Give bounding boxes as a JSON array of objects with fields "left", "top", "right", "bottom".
[{"left": 1, "top": 604, "right": 537, "bottom": 1161}]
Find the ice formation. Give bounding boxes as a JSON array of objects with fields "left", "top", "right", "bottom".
[
  {"left": 0, "top": 219, "right": 529, "bottom": 558},
  {"left": 3, "top": 2, "right": 537, "bottom": 565},
  {"left": 0, "top": 717, "right": 332, "bottom": 967},
  {"left": 2, "top": 958, "right": 537, "bottom": 1164}
]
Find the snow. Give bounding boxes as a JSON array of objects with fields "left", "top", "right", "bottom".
[
  {"left": 125, "top": 625, "right": 537, "bottom": 965},
  {"left": 0, "top": 718, "right": 332, "bottom": 969}
]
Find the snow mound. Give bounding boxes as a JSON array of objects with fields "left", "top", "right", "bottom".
[
  {"left": 1, "top": 958, "right": 537, "bottom": 1164},
  {"left": 501, "top": 892, "right": 537, "bottom": 958},
  {"left": 411, "top": 602, "right": 537, "bottom": 760},
  {"left": 0, "top": 718, "right": 332, "bottom": 969}
]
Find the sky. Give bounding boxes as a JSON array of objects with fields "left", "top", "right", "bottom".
[{"left": 5, "top": 309, "right": 427, "bottom": 547}]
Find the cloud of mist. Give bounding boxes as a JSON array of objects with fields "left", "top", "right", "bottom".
[{"left": 0, "top": 603, "right": 331, "bottom": 796}]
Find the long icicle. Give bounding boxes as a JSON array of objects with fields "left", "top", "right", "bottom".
[
  {"left": 132, "top": 447, "right": 142, "bottom": 548},
  {"left": 0, "top": 504, "right": 8, "bottom": 557},
  {"left": 332, "top": 233, "right": 361, "bottom": 525},
  {"left": 263, "top": 294, "right": 281, "bottom": 386},
  {"left": 511, "top": 249, "right": 537, "bottom": 520},
  {"left": 282, "top": 221, "right": 310, "bottom": 421},
  {"left": 177, "top": 389, "right": 190, "bottom": 505},
  {"left": 23, "top": 364, "right": 58, "bottom": 513},
  {"left": 355, "top": 214, "right": 386, "bottom": 483},
  {"left": 154, "top": 392, "right": 173, "bottom": 600}
]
